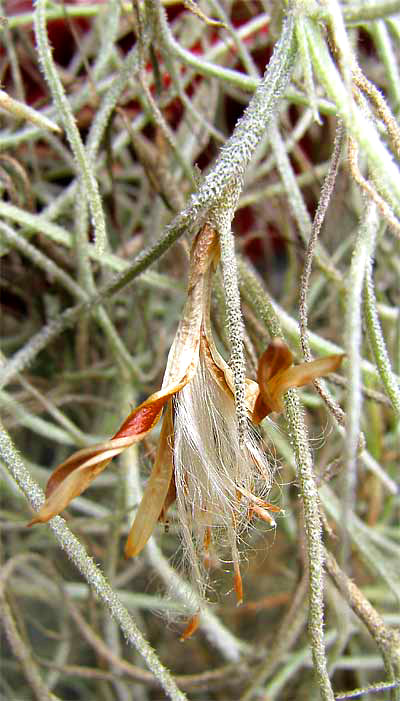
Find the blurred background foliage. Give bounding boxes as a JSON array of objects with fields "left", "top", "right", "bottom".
[{"left": 0, "top": 1, "right": 399, "bottom": 700}]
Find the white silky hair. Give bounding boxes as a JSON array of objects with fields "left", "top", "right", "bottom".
[{"left": 173, "top": 352, "right": 273, "bottom": 599}]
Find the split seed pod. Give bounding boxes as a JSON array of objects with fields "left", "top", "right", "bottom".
[{"left": 29, "top": 224, "right": 343, "bottom": 634}]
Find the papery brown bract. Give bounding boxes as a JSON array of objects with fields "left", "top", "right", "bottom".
[
  {"left": 29, "top": 225, "right": 219, "bottom": 529},
  {"left": 124, "top": 402, "right": 174, "bottom": 557},
  {"left": 253, "top": 338, "right": 344, "bottom": 422}
]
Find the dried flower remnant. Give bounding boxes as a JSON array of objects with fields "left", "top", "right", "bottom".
[
  {"left": 253, "top": 338, "right": 344, "bottom": 422},
  {"left": 29, "top": 224, "right": 343, "bottom": 632}
]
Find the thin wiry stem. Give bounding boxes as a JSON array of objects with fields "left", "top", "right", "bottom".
[
  {"left": 347, "top": 136, "right": 400, "bottom": 240},
  {"left": 294, "top": 16, "right": 322, "bottom": 124},
  {"left": 268, "top": 116, "right": 341, "bottom": 283},
  {"left": 0, "top": 9, "right": 296, "bottom": 395},
  {"left": 87, "top": 43, "right": 141, "bottom": 161},
  {"left": 284, "top": 391, "right": 335, "bottom": 701},
  {"left": 0, "top": 216, "right": 188, "bottom": 389},
  {"left": 369, "top": 20, "right": 400, "bottom": 109},
  {"left": 239, "top": 572, "right": 309, "bottom": 701},
  {"left": 42, "top": 591, "right": 248, "bottom": 692},
  {"left": 237, "top": 258, "right": 286, "bottom": 339},
  {"left": 206, "top": 0, "right": 259, "bottom": 78},
  {"left": 0, "top": 423, "right": 187, "bottom": 701},
  {"left": 298, "top": 121, "right": 346, "bottom": 426},
  {"left": 0, "top": 593, "right": 57, "bottom": 701},
  {"left": 0, "top": 222, "right": 86, "bottom": 301},
  {"left": 213, "top": 188, "right": 248, "bottom": 444},
  {"left": 153, "top": 7, "right": 258, "bottom": 92},
  {"left": 14, "top": 0, "right": 399, "bottom": 29},
  {"left": 342, "top": 0, "right": 400, "bottom": 23},
  {"left": 335, "top": 680, "right": 400, "bottom": 700},
  {"left": 146, "top": 540, "right": 249, "bottom": 661},
  {"left": 0, "top": 88, "right": 61, "bottom": 133},
  {"left": 239, "top": 259, "right": 384, "bottom": 384},
  {"left": 342, "top": 202, "right": 379, "bottom": 564},
  {"left": 151, "top": 5, "right": 297, "bottom": 223},
  {"left": 0, "top": 388, "right": 77, "bottom": 446},
  {"left": 320, "top": 485, "right": 400, "bottom": 604},
  {"left": 34, "top": 0, "right": 108, "bottom": 254},
  {"left": 0, "top": 200, "right": 170, "bottom": 280},
  {"left": 325, "top": 550, "right": 400, "bottom": 683},
  {"left": 0, "top": 0, "right": 26, "bottom": 101},
  {"left": 325, "top": 0, "right": 356, "bottom": 90},
  {"left": 305, "top": 18, "right": 400, "bottom": 217},
  {"left": 72, "top": 180, "right": 140, "bottom": 379},
  {"left": 299, "top": 121, "right": 345, "bottom": 362},
  {"left": 13, "top": 374, "right": 89, "bottom": 447},
  {"left": 353, "top": 67, "right": 400, "bottom": 159},
  {"left": 238, "top": 261, "right": 335, "bottom": 701},
  {"left": 364, "top": 254, "right": 400, "bottom": 417},
  {"left": 7, "top": 2, "right": 128, "bottom": 28},
  {"left": 3, "top": 2, "right": 399, "bottom": 696}
]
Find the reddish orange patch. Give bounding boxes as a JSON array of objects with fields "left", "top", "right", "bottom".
[
  {"left": 203, "top": 526, "right": 211, "bottom": 552},
  {"left": 180, "top": 613, "right": 200, "bottom": 641},
  {"left": 234, "top": 562, "right": 243, "bottom": 606},
  {"left": 115, "top": 397, "right": 167, "bottom": 439},
  {"left": 252, "top": 393, "right": 272, "bottom": 424}
]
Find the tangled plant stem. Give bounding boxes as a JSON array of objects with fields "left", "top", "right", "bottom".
[{"left": 1, "top": 2, "right": 399, "bottom": 700}]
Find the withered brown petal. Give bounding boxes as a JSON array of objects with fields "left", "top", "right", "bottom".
[
  {"left": 29, "top": 383, "right": 187, "bottom": 526},
  {"left": 44, "top": 438, "right": 131, "bottom": 499},
  {"left": 200, "top": 332, "right": 232, "bottom": 393},
  {"left": 29, "top": 459, "right": 108, "bottom": 526},
  {"left": 115, "top": 388, "right": 177, "bottom": 439},
  {"left": 159, "top": 474, "right": 177, "bottom": 523},
  {"left": 163, "top": 224, "right": 218, "bottom": 387},
  {"left": 28, "top": 437, "right": 133, "bottom": 525},
  {"left": 28, "top": 225, "right": 219, "bottom": 529},
  {"left": 257, "top": 338, "right": 294, "bottom": 386},
  {"left": 269, "top": 353, "right": 344, "bottom": 401},
  {"left": 124, "top": 403, "right": 174, "bottom": 558},
  {"left": 255, "top": 339, "right": 295, "bottom": 416},
  {"left": 254, "top": 342, "right": 344, "bottom": 422},
  {"left": 252, "top": 394, "right": 273, "bottom": 424}
]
